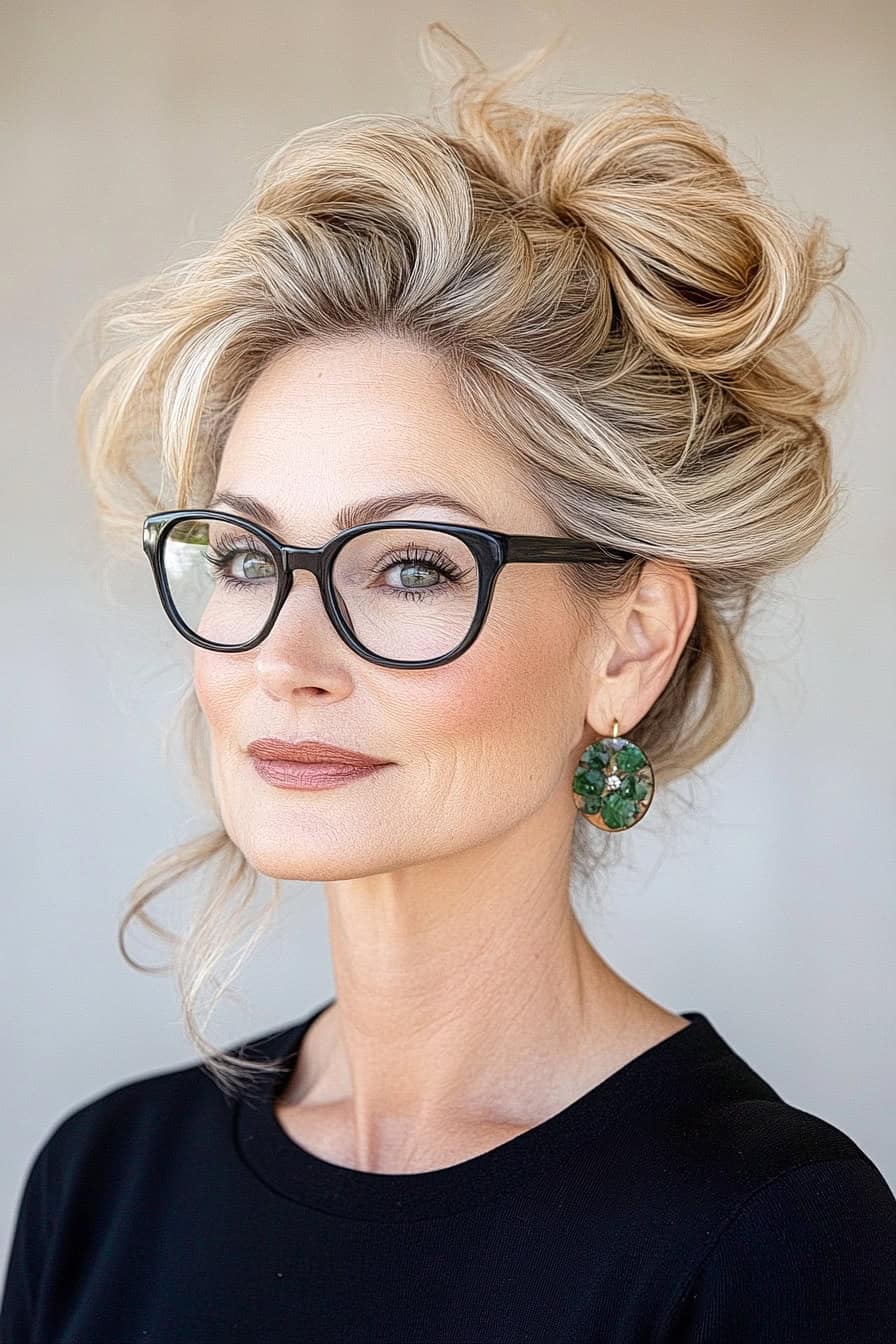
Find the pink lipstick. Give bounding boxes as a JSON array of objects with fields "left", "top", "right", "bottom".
[{"left": 246, "top": 738, "right": 391, "bottom": 791}]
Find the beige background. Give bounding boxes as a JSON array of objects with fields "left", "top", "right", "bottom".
[{"left": 3, "top": 0, "right": 894, "bottom": 1271}]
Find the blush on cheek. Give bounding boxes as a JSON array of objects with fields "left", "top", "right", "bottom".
[{"left": 425, "top": 631, "right": 545, "bottom": 737}]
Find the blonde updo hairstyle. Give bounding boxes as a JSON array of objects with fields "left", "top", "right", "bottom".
[{"left": 76, "top": 22, "right": 861, "bottom": 1095}]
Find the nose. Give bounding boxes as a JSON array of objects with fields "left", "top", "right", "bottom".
[
  {"left": 263, "top": 568, "right": 334, "bottom": 648},
  {"left": 261, "top": 565, "right": 365, "bottom": 660}
]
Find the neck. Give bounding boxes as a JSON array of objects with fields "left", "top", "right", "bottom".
[{"left": 277, "top": 790, "right": 681, "bottom": 1169}]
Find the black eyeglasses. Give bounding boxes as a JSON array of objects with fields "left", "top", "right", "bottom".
[{"left": 142, "top": 509, "right": 632, "bottom": 670}]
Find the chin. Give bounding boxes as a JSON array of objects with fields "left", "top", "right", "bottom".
[{"left": 232, "top": 832, "right": 399, "bottom": 884}]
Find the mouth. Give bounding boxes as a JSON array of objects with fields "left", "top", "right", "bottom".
[
  {"left": 245, "top": 738, "right": 392, "bottom": 792},
  {"left": 247, "top": 741, "right": 394, "bottom": 790}
]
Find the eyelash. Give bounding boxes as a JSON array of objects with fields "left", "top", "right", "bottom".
[{"left": 372, "top": 545, "right": 467, "bottom": 594}]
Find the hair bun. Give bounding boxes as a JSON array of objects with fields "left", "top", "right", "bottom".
[
  {"left": 533, "top": 91, "right": 846, "bottom": 376},
  {"left": 424, "top": 18, "right": 848, "bottom": 381}
]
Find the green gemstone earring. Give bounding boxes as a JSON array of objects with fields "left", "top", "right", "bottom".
[{"left": 572, "top": 718, "right": 655, "bottom": 832}]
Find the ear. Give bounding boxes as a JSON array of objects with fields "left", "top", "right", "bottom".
[{"left": 581, "top": 559, "right": 698, "bottom": 740}]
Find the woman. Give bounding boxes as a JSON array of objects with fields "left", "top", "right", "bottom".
[{"left": 3, "top": 22, "right": 894, "bottom": 1343}]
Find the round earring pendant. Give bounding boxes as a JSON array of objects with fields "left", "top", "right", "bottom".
[{"left": 572, "top": 726, "right": 655, "bottom": 832}]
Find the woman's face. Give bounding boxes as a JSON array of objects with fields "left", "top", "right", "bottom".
[{"left": 193, "top": 334, "right": 603, "bottom": 881}]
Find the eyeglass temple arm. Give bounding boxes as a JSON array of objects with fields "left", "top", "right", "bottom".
[{"left": 502, "top": 534, "right": 631, "bottom": 564}]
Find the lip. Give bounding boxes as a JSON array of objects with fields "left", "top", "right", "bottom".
[
  {"left": 246, "top": 738, "right": 391, "bottom": 767},
  {"left": 250, "top": 757, "right": 388, "bottom": 790}
]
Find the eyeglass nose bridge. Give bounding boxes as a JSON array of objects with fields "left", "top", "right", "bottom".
[
  {"left": 274, "top": 539, "right": 357, "bottom": 644},
  {"left": 277, "top": 539, "right": 346, "bottom": 613},
  {"left": 280, "top": 544, "right": 329, "bottom": 585},
  {"left": 281, "top": 541, "right": 330, "bottom": 576}
]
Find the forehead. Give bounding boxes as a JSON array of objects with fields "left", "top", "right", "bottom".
[{"left": 214, "top": 336, "right": 539, "bottom": 537}]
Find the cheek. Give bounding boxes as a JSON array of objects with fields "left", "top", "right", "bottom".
[
  {"left": 412, "top": 595, "right": 582, "bottom": 772},
  {"left": 387, "top": 609, "right": 583, "bottom": 854},
  {"left": 191, "top": 651, "right": 250, "bottom": 836},
  {"left": 192, "top": 649, "right": 245, "bottom": 735}
]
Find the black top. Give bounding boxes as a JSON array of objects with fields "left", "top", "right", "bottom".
[{"left": 3, "top": 998, "right": 895, "bottom": 1342}]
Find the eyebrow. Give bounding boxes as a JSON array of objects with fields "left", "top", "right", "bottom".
[{"left": 207, "top": 489, "right": 490, "bottom": 534}]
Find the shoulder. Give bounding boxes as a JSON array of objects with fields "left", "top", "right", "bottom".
[
  {"left": 646, "top": 1034, "right": 896, "bottom": 1339},
  {"left": 1, "top": 1023, "right": 296, "bottom": 1337},
  {"left": 648, "top": 1019, "right": 891, "bottom": 1208},
  {"left": 658, "top": 1154, "right": 896, "bottom": 1339},
  {"left": 18, "top": 1019, "right": 298, "bottom": 1199}
]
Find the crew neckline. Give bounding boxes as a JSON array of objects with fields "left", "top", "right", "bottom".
[{"left": 233, "top": 998, "right": 733, "bottom": 1220}]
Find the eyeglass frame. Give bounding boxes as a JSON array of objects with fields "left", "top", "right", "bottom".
[{"left": 142, "top": 508, "right": 633, "bottom": 670}]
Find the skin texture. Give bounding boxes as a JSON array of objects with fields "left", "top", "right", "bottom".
[{"left": 193, "top": 332, "right": 699, "bottom": 1174}]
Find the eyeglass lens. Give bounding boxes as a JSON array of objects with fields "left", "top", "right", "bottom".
[{"left": 159, "top": 516, "right": 482, "bottom": 661}]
